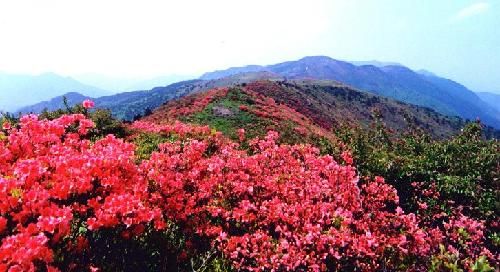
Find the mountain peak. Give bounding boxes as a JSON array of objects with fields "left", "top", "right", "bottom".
[
  {"left": 298, "top": 56, "right": 352, "bottom": 66},
  {"left": 299, "top": 55, "right": 335, "bottom": 61}
]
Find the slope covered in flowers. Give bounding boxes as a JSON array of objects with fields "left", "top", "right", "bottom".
[
  {"left": 0, "top": 101, "right": 497, "bottom": 271},
  {"left": 141, "top": 86, "right": 345, "bottom": 158},
  {"left": 143, "top": 80, "right": 478, "bottom": 139}
]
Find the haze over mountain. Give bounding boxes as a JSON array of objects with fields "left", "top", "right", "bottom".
[
  {"left": 350, "top": 60, "right": 402, "bottom": 67},
  {"left": 18, "top": 67, "right": 500, "bottom": 140},
  {"left": 200, "top": 56, "right": 500, "bottom": 128},
  {"left": 477, "top": 92, "right": 500, "bottom": 113},
  {"left": 73, "top": 74, "right": 195, "bottom": 92},
  {"left": 0, "top": 72, "right": 110, "bottom": 112},
  {"left": 17, "top": 92, "right": 91, "bottom": 114},
  {"left": 19, "top": 71, "right": 283, "bottom": 120}
]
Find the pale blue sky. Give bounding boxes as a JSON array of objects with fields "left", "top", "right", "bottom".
[{"left": 0, "top": 0, "right": 499, "bottom": 92}]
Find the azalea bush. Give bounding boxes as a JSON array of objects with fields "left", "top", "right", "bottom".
[{"left": 0, "top": 103, "right": 497, "bottom": 271}]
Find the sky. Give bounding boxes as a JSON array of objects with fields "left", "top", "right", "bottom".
[{"left": 0, "top": 0, "right": 499, "bottom": 93}]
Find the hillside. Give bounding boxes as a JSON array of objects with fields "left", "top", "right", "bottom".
[
  {"left": 200, "top": 56, "right": 500, "bottom": 128},
  {"left": 17, "top": 79, "right": 207, "bottom": 120},
  {"left": 142, "top": 79, "right": 482, "bottom": 140},
  {"left": 418, "top": 73, "right": 500, "bottom": 126},
  {"left": 93, "top": 79, "right": 228, "bottom": 121},
  {"left": 0, "top": 72, "right": 110, "bottom": 112}
]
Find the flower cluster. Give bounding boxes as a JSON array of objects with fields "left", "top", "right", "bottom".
[
  {"left": 0, "top": 114, "right": 161, "bottom": 271},
  {"left": 0, "top": 113, "right": 496, "bottom": 271},
  {"left": 82, "top": 99, "right": 95, "bottom": 109}
]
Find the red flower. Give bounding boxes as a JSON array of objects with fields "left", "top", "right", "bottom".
[
  {"left": 0, "top": 112, "right": 492, "bottom": 271},
  {"left": 82, "top": 99, "right": 95, "bottom": 109},
  {"left": 0, "top": 216, "right": 7, "bottom": 233}
]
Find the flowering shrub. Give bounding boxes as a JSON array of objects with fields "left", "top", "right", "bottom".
[
  {"left": 0, "top": 113, "right": 161, "bottom": 271},
  {"left": 0, "top": 110, "right": 497, "bottom": 271}
]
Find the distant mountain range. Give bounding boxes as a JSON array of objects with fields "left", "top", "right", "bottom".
[
  {"left": 0, "top": 72, "right": 110, "bottom": 112},
  {"left": 0, "top": 72, "right": 195, "bottom": 113},
  {"left": 15, "top": 56, "right": 500, "bottom": 130},
  {"left": 19, "top": 72, "right": 283, "bottom": 120},
  {"left": 200, "top": 56, "right": 500, "bottom": 128}
]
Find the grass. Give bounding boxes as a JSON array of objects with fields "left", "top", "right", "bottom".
[{"left": 182, "top": 88, "right": 271, "bottom": 141}]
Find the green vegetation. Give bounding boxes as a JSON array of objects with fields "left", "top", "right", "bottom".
[
  {"left": 133, "top": 133, "right": 169, "bottom": 161},
  {"left": 336, "top": 120, "right": 499, "bottom": 220},
  {"left": 184, "top": 89, "right": 263, "bottom": 139}
]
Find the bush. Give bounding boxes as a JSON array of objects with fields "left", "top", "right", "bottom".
[{"left": 0, "top": 113, "right": 496, "bottom": 271}]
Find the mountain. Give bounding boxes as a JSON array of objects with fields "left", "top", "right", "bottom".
[
  {"left": 17, "top": 71, "right": 278, "bottom": 120},
  {"left": 0, "top": 72, "right": 110, "bottom": 112},
  {"left": 92, "top": 80, "right": 204, "bottom": 120},
  {"left": 91, "top": 71, "right": 281, "bottom": 121},
  {"left": 142, "top": 79, "right": 498, "bottom": 140},
  {"left": 418, "top": 74, "right": 500, "bottom": 127},
  {"left": 199, "top": 56, "right": 500, "bottom": 128},
  {"left": 477, "top": 92, "right": 500, "bottom": 112},
  {"left": 17, "top": 92, "right": 91, "bottom": 114},
  {"left": 19, "top": 71, "right": 499, "bottom": 138}
]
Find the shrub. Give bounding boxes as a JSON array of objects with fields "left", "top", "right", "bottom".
[{"left": 0, "top": 113, "right": 496, "bottom": 271}]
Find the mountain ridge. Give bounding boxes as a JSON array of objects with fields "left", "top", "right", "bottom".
[
  {"left": 199, "top": 56, "right": 500, "bottom": 128},
  {"left": 16, "top": 56, "right": 500, "bottom": 131}
]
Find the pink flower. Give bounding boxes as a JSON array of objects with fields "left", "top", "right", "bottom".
[
  {"left": 82, "top": 99, "right": 95, "bottom": 109},
  {"left": 341, "top": 151, "right": 354, "bottom": 165}
]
